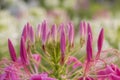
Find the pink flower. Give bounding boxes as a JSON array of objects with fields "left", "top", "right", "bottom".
[
  {"left": 110, "top": 73, "right": 120, "bottom": 80},
  {"left": 0, "top": 65, "right": 20, "bottom": 80},
  {"left": 97, "top": 64, "right": 120, "bottom": 80},
  {"left": 8, "top": 39, "right": 17, "bottom": 62},
  {"left": 0, "top": 73, "right": 7, "bottom": 80}
]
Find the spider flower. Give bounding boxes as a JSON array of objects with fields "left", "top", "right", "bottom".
[{"left": 1, "top": 20, "right": 119, "bottom": 80}]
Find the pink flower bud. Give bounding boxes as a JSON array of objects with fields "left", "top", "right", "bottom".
[
  {"left": 79, "top": 21, "right": 87, "bottom": 38},
  {"left": 68, "top": 22, "right": 74, "bottom": 47},
  {"left": 60, "top": 27, "right": 66, "bottom": 65},
  {"left": 20, "top": 37, "right": 27, "bottom": 65},
  {"left": 51, "top": 24, "right": 57, "bottom": 42},
  {"left": 87, "top": 23, "right": 93, "bottom": 41},
  {"left": 22, "top": 24, "right": 28, "bottom": 42},
  {"left": 60, "top": 28, "right": 66, "bottom": 54},
  {"left": 86, "top": 33, "right": 93, "bottom": 62},
  {"left": 96, "top": 28, "right": 104, "bottom": 59},
  {"left": 29, "top": 26, "right": 35, "bottom": 43},
  {"left": 8, "top": 39, "right": 17, "bottom": 62},
  {"left": 41, "top": 20, "right": 47, "bottom": 45},
  {"left": 22, "top": 22, "right": 35, "bottom": 43},
  {"left": 37, "top": 24, "right": 41, "bottom": 38},
  {"left": 98, "top": 28, "right": 104, "bottom": 52},
  {"left": 83, "top": 21, "right": 87, "bottom": 36},
  {"left": 98, "top": 28, "right": 104, "bottom": 51}
]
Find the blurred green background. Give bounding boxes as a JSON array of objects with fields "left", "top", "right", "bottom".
[{"left": 0, "top": 0, "right": 120, "bottom": 59}]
